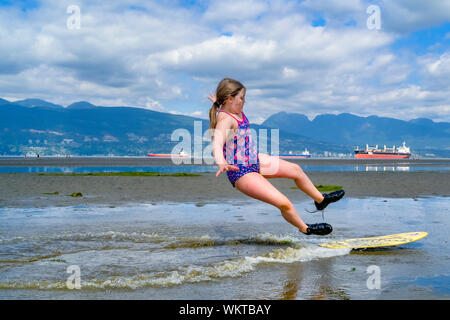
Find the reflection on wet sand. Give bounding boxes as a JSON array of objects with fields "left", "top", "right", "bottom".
[{"left": 280, "top": 259, "right": 351, "bottom": 300}]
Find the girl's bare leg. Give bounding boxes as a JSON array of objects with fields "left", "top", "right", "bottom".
[
  {"left": 259, "top": 153, "right": 324, "bottom": 203},
  {"left": 235, "top": 172, "right": 309, "bottom": 233}
]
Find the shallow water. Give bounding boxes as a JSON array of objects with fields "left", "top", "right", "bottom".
[
  {"left": 0, "top": 197, "right": 448, "bottom": 299},
  {"left": 0, "top": 164, "right": 449, "bottom": 174}
]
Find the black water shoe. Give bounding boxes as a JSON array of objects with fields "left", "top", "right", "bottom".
[
  {"left": 302, "top": 223, "right": 333, "bottom": 236},
  {"left": 314, "top": 189, "right": 345, "bottom": 211}
]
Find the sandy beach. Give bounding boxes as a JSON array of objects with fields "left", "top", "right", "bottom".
[{"left": 0, "top": 170, "right": 448, "bottom": 208}]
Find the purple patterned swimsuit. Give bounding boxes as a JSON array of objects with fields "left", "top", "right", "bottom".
[{"left": 219, "top": 110, "right": 260, "bottom": 187}]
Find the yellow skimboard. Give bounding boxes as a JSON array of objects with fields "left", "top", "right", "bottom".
[{"left": 318, "top": 232, "right": 428, "bottom": 249}]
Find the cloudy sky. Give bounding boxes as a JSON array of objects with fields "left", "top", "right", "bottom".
[{"left": 1, "top": 0, "right": 449, "bottom": 123}]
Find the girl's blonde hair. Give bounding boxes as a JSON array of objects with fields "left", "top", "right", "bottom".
[{"left": 209, "top": 78, "right": 246, "bottom": 130}]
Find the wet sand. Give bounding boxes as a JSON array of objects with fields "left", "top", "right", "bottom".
[{"left": 0, "top": 171, "right": 448, "bottom": 208}]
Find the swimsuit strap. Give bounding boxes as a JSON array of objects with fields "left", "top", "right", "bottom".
[
  {"left": 241, "top": 112, "right": 248, "bottom": 123},
  {"left": 218, "top": 110, "right": 243, "bottom": 124}
]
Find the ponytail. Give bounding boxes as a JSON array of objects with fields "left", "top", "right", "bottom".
[{"left": 209, "top": 101, "right": 221, "bottom": 131}]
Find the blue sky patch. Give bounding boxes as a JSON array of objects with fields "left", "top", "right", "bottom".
[
  {"left": 312, "top": 17, "right": 326, "bottom": 27},
  {"left": 391, "top": 21, "right": 450, "bottom": 56}
]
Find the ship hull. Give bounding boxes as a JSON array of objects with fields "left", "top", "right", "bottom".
[{"left": 354, "top": 153, "right": 410, "bottom": 159}]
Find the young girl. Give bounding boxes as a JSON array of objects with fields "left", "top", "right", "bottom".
[{"left": 208, "top": 78, "right": 344, "bottom": 236}]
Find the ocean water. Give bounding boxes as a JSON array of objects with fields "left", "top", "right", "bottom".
[
  {"left": 0, "top": 158, "right": 449, "bottom": 174},
  {"left": 0, "top": 197, "right": 448, "bottom": 300},
  {"left": 0, "top": 164, "right": 449, "bottom": 174},
  {"left": 0, "top": 166, "right": 216, "bottom": 174}
]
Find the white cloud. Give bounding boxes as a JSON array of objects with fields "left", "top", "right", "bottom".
[
  {"left": 374, "top": 0, "right": 450, "bottom": 34},
  {"left": 141, "top": 97, "right": 166, "bottom": 112},
  {"left": 301, "top": 0, "right": 450, "bottom": 34},
  {"left": 191, "top": 111, "right": 203, "bottom": 117},
  {"left": 0, "top": 0, "right": 449, "bottom": 123},
  {"left": 144, "top": 34, "right": 279, "bottom": 79},
  {"left": 301, "top": 0, "right": 363, "bottom": 19},
  {"left": 425, "top": 52, "right": 450, "bottom": 77},
  {"left": 204, "top": 0, "right": 269, "bottom": 22},
  {"left": 417, "top": 52, "right": 450, "bottom": 92}
]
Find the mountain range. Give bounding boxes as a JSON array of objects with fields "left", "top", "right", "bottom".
[
  {"left": 0, "top": 98, "right": 449, "bottom": 158},
  {"left": 262, "top": 112, "right": 450, "bottom": 157}
]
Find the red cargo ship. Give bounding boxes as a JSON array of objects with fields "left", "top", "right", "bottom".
[{"left": 354, "top": 142, "right": 411, "bottom": 159}]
